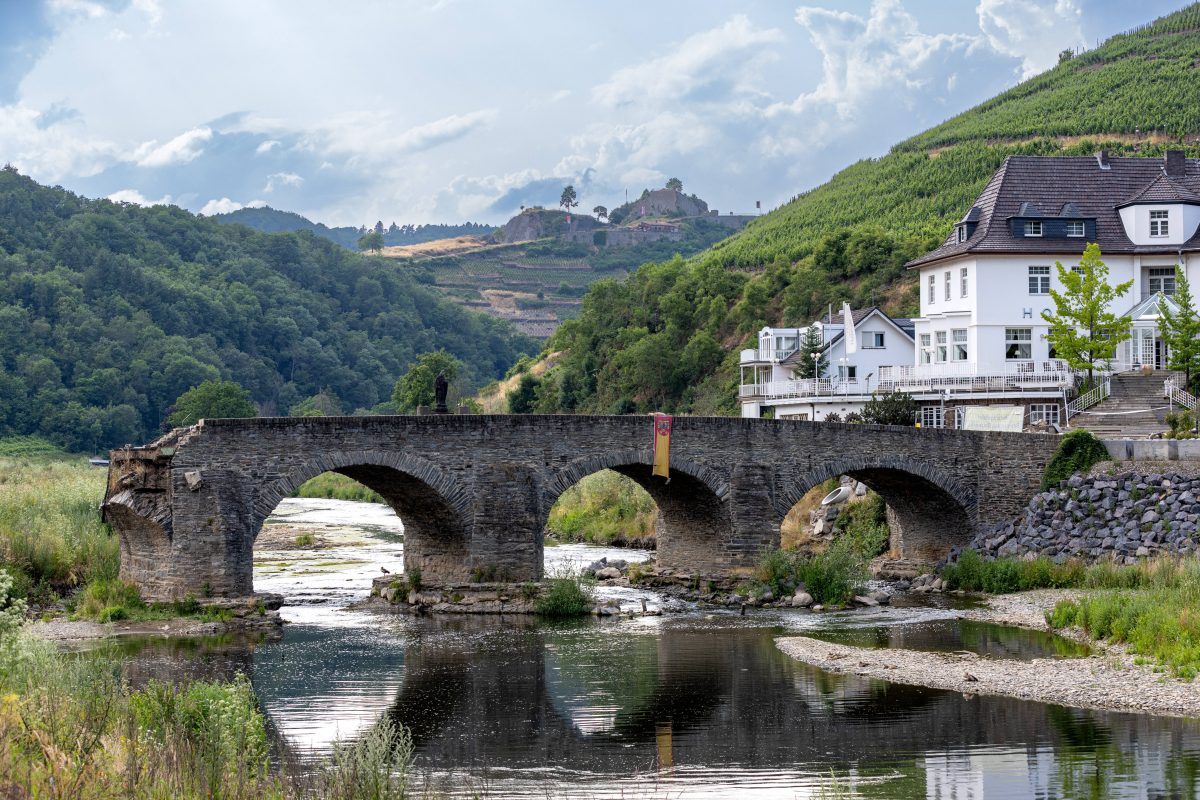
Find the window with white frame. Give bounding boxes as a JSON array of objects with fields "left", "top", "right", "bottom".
[
  {"left": 1150, "top": 209, "right": 1169, "bottom": 237},
  {"left": 1066, "top": 221, "right": 1085, "bottom": 237},
  {"left": 951, "top": 329, "right": 968, "bottom": 361},
  {"left": 1029, "top": 403, "right": 1060, "bottom": 427},
  {"left": 944, "top": 271, "right": 951, "bottom": 301},
  {"left": 1028, "top": 265, "right": 1051, "bottom": 294},
  {"left": 957, "top": 225, "right": 966, "bottom": 242},
  {"left": 1005, "top": 327, "right": 1032, "bottom": 360},
  {"left": 928, "top": 274, "right": 935, "bottom": 304},
  {"left": 920, "top": 406, "right": 944, "bottom": 429},
  {"left": 837, "top": 365, "right": 857, "bottom": 380},
  {"left": 960, "top": 267, "right": 968, "bottom": 297},
  {"left": 952, "top": 406, "right": 965, "bottom": 429},
  {"left": 863, "top": 331, "right": 885, "bottom": 349},
  {"left": 1149, "top": 267, "right": 1177, "bottom": 295},
  {"left": 935, "top": 331, "right": 948, "bottom": 363},
  {"left": 920, "top": 333, "right": 932, "bottom": 364},
  {"left": 1024, "top": 220, "right": 1043, "bottom": 237}
]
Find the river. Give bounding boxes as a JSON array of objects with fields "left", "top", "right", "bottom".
[{"left": 114, "top": 498, "right": 1200, "bottom": 799}]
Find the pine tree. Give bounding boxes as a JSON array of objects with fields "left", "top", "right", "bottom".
[
  {"left": 1042, "top": 243, "right": 1133, "bottom": 387},
  {"left": 793, "top": 324, "right": 828, "bottom": 379},
  {"left": 1159, "top": 266, "right": 1200, "bottom": 393}
]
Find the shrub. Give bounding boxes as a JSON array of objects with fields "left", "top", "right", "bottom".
[
  {"left": 941, "top": 549, "right": 1086, "bottom": 593},
  {"left": 73, "top": 577, "right": 145, "bottom": 619},
  {"left": 1042, "top": 429, "right": 1110, "bottom": 489},
  {"left": 861, "top": 391, "right": 917, "bottom": 426},
  {"left": 536, "top": 568, "right": 594, "bottom": 617}
]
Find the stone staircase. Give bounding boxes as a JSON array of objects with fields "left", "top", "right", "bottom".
[{"left": 1069, "top": 370, "right": 1179, "bottom": 439}]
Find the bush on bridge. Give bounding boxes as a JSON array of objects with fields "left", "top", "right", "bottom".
[{"left": 1041, "top": 429, "right": 1110, "bottom": 490}]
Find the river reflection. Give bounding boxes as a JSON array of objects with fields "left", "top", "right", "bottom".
[{"left": 110, "top": 499, "right": 1200, "bottom": 798}]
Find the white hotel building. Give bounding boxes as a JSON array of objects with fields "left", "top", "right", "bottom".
[{"left": 741, "top": 150, "right": 1200, "bottom": 429}]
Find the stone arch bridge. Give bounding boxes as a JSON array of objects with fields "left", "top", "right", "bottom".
[{"left": 102, "top": 415, "right": 1059, "bottom": 601}]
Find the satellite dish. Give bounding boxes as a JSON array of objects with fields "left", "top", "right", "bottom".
[{"left": 821, "top": 486, "right": 852, "bottom": 506}]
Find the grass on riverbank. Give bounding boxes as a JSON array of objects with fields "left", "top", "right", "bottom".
[
  {"left": 294, "top": 472, "right": 385, "bottom": 503},
  {"left": 546, "top": 470, "right": 656, "bottom": 546},
  {"left": 754, "top": 495, "right": 890, "bottom": 605},
  {"left": 536, "top": 568, "right": 595, "bottom": 617},
  {"left": 0, "top": 455, "right": 117, "bottom": 604},
  {"left": 1046, "top": 558, "right": 1200, "bottom": 680}
]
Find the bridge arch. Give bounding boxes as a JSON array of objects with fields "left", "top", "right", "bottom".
[
  {"left": 547, "top": 450, "right": 732, "bottom": 576},
  {"left": 254, "top": 450, "right": 474, "bottom": 584},
  {"left": 780, "top": 456, "right": 977, "bottom": 561}
]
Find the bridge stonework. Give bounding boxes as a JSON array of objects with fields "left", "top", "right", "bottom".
[{"left": 102, "top": 416, "right": 1059, "bottom": 601}]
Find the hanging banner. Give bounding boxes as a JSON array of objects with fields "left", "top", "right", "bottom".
[
  {"left": 651, "top": 414, "right": 672, "bottom": 479},
  {"left": 842, "top": 301, "right": 857, "bottom": 355}
]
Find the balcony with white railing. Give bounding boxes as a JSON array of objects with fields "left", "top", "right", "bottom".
[
  {"left": 738, "top": 378, "right": 866, "bottom": 400},
  {"left": 876, "top": 360, "right": 1078, "bottom": 394},
  {"left": 739, "top": 346, "right": 799, "bottom": 365}
]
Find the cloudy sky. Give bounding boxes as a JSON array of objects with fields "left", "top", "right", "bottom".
[{"left": 0, "top": 0, "right": 1189, "bottom": 227}]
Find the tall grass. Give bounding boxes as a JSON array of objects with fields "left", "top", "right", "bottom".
[
  {"left": 536, "top": 567, "right": 595, "bottom": 617},
  {"left": 756, "top": 494, "right": 890, "bottom": 605},
  {"left": 0, "top": 569, "right": 435, "bottom": 798},
  {"left": 546, "top": 470, "right": 656, "bottom": 546},
  {"left": 0, "top": 456, "right": 117, "bottom": 602},
  {"left": 295, "top": 472, "right": 384, "bottom": 503},
  {"left": 941, "top": 549, "right": 1191, "bottom": 594},
  {"left": 1046, "top": 558, "right": 1200, "bottom": 679}
]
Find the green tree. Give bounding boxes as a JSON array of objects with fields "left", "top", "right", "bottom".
[
  {"left": 507, "top": 373, "right": 540, "bottom": 414},
  {"left": 391, "top": 350, "right": 463, "bottom": 413},
  {"left": 357, "top": 230, "right": 384, "bottom": 253},
  {"left": 168, "top": 380, "right": 256, "bottom": 427},
  {"left": 665, "top": 177, "right": 683, "bottom": 192},
  {"left": 1042, "top": 243, "right": 1133, "bottom": 387},
  {"left": 861, "top": 391, "right": 917, "bottom": 426},
  {"left": 793, "top": 324, "right": 827, "bottom": 379},
  {"left": 559, "top": 185, "right": 578, "bottom": 215},
  {"left": 1159, "top": 266, "right": 1200, "bottom": 394},
  {"left": 593, "top": 205, "right": 608, "bottom": 221},
  {"left": 289, "top": 388, "right": 343, "bottom": 417}
]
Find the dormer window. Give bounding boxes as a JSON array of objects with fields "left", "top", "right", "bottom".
[
  {"left": 1066, "top": 221, "right": 1085, "bottom": 237},
  {"left": 956, "top": 225, "right": 966, "bottom": 243},
  {"left": 1150, "top": 210, "right": 1169, "bottom": 237},
  {"left": 1023, "top": 221, "right": 1042, "bottom": 237}
]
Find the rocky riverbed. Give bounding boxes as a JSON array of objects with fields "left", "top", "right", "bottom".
[{"left": 778, "top": 589, "right": 1200, "bottom": 719}]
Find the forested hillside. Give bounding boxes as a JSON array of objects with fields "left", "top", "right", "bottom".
[
  {"left": 519, "top": 4, "right": 1200, "bottom": 417},
  {"left": 213, "top": 205, "right": 492, "bottom": 250},
  {"left": 0, "top": 168, "right": 535, "bottom": 451}
]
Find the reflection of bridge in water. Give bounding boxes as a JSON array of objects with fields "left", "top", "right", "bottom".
[
  {"left": 123, "top": 617, "right": 1199, "bottom": 797},
  {"left": 114, "top": 617, "right": 1200, "bottom": 796}
]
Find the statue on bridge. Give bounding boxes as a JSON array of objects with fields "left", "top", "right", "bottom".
[{"left": 434, "top": 371, "right": 449, "bottom": 414}]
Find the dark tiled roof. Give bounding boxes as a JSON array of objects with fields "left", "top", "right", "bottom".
[
  {"left": 1118, "top": 173, "right": 1200, "bottom": 206},
  {"left": 907, "top": 155, "right": 1200, "bottom": 269},
  {"left": 822, "top": 307, "right": 875, "bottom": 326}
]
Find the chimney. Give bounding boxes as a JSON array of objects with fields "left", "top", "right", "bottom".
[
  {"left": 1166, "top": 149, "right": 1186, "bottom": 177},
  {"left": 1095, "top": 150, "right": 1110, "bottom": 170}
]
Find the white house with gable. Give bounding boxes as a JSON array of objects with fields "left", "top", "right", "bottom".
[
  {"left": 739, "top": 307, "right": 915, "bottom": 421},
  {"left": 742, "top": 150, "right": 1200, "bottom": 431}
]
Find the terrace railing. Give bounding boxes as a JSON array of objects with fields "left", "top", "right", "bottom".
[
  {"left": 1165, "top": 378, "right": 1198, "bottom": 411},
  {"left": 1065, "top": 377, "right": 1110, "bottom": 421}
]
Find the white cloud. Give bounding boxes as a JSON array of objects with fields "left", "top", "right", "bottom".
[
  {"left": 46, "top": 0, "right": 110, "bottom": 20},
  {"left": 978, "top": 0, "right": 1086, "bottom": 78},
  {"left": 391, "top": 109, "right": 497, "bottom": 154},
  {"left": 255, "top": 139, "right": 280, "bottom": 154},
  {"left": 264, "top": 171, "right": 303, "bottom": 192},
  {"left": 549, "top": 89, "right": 571, "bottom": 103},
  {"left": 593, "top": 15, "right": 783, "bottom": 108},
  {"left": 107, "top": 188, "right": 171, "bottom": 205},
  {"left": 0, "top": 104, "right": 119, "bottom": 181},
  {"left": 134, "top": 126, "right": 212, "bottom": 167},
  {"left": 132, "top": 0, "right": 163, "bottom": 29},
  {"left": 760, "top": 0, "right": 1012, "bottom": 158},
  {"left": 199, "top": 197, "right": 266, "bottom": 215}
]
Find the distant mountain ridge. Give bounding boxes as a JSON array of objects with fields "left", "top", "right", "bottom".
[{"left": 212, "top": 205, "right": 493, "bottom": 250}]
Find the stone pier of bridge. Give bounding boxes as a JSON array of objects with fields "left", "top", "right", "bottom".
[{"left": 102, "top": 415, "right": 1058, "bottom": 601}]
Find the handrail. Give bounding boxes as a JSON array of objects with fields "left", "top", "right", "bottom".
[
  {"left": 1065, "top": 377, "right": 1110, "bottom": 420},
  {"left": 1165, "top": 378, "right": 1198, "bottom": 411}
]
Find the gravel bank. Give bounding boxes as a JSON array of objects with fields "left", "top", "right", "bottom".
[{"left": 777, "top": 590, "right": 1200, "bottom": 719}]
